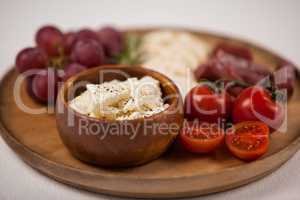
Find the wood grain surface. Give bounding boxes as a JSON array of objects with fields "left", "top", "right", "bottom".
[{"left": 0, "top": 29, "right": 300, "bottom": 198}]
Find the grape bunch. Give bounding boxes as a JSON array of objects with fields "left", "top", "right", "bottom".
[{"left": 15, "top": 25, "right": 124, "bottom": 104}]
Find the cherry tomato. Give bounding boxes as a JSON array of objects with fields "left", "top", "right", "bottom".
[
  {"left": 226, "top": 121, "right": 269, "bottom": 161},
  {"left": 232, "top": 86, "right": 285, "bottom": 131},
  {"left": 184, "top": 83, "right": 232, "bottom": 123},
  {"left": 180, "top": 121, "right": 225, "bottom": 154}
]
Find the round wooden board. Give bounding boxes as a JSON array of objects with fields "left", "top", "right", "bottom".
[{"left": 1, "top": 28, "right": 300, "bottom": 198}]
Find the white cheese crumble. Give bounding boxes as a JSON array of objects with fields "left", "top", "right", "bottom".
[
  {"left": 140, "top": 30, "right": 209, "bottom": 96},
  {"left": 69, "top": 76, "right": 169, "bottom": 120}
]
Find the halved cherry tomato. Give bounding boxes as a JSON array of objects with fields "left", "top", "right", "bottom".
[
  {"left": 232, "top": 86, "right": 285, "bottom": 131},
  {"left": 180, "top": 121, "right": 225, "bottom": 154},
  {"left": 226, "top": 121, "right": 270, "bottom": 161},
  {"left": 184, "top": 83, "right": 232, "bottom": 123}
]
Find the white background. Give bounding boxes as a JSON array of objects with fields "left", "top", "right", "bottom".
[{"left": 0, "top": 0, "right": 300, "bottom": 199}]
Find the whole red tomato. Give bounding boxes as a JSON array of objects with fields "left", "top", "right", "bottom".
[
  {"left": 184, "top": 83, "right": 233, "bottom": 123},
  {"left": 232, "top": 86, "right": 285, "bottom": 131}
]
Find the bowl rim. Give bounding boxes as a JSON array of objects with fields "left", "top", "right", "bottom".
[{"left": 58, "top": 64, "right": 183, "bottom": 123}]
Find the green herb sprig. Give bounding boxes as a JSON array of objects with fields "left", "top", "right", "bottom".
[{"left": 115, "top": 34, "right": 142, "bottom": 65}]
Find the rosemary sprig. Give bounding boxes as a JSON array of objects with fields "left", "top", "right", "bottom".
[{"left": 115, "top": 34, "right": 142, "bottom": 65}]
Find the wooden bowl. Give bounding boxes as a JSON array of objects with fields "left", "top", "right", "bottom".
[{"left": 55, "top": 65, "right": 184, "bottom": 167}]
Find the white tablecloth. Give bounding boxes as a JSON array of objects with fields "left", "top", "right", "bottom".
[{"left": 0, "top": 0, "right": 300, "bottom": 199}]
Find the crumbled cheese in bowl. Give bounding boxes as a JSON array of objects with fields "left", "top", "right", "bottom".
[
  {"left": 140, "top": 30, "right": 209, "bottom": 96},
  {"left": 69, "top": 76, "right": 169, "bottom": 120}
]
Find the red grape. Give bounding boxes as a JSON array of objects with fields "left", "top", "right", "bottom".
[
  {"left": 71, "top": 38, "right": 105, "bottom": 67},
  {"left": 66, "top": 29, "right": 101, "bottom": 56},
  {"left": 98, "top": 26, "right": 123, "bottom": 57},
  {"left": 63, "top": 32, "right": 76, "bottom": 55},
  {"left": 35, "top": 25, "right": 64, "bottom": 57},
  {"left": 32, "top": 68, "right": 60, "bottom": 103},
  {"left": 63, "top": 63, "right": 87, "bottom": 81},
  {"left": 15, "top": 47, "right": 48, "bottom": 73},
  {"left": 76, "top": 29, "right": 100, "bottom": 42}
]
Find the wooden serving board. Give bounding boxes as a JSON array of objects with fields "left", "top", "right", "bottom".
[{"left": 1, "top": 28, "right": 300, "bottom": 198}]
